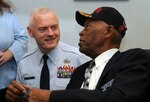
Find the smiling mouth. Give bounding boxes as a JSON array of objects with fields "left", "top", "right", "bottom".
[{"left": 44, "top": 39, "right": 55, "bottom": 44}]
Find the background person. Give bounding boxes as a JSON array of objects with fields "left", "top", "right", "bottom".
[{"left": 0, "top": 0, "right": 28, "bottom": 101}]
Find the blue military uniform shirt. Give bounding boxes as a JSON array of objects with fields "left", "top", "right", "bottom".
[{"left": 16, "top": 42, "right": 90, "bottom": 90}]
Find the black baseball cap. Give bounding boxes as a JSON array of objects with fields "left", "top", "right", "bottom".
[{"left": 76, "top": 7, "right": 127, "bottom": 38}]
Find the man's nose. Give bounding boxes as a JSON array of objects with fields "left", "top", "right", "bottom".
[
  {"left": 79, "top": 29, "right": 85, "bottom": 36},
  {"left": 47, "top": 27, "right": 54, "bottom": 35}
]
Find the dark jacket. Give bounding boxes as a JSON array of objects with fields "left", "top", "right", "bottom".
[{"left": 51, "top": 48, "right": 150, "bottom": 102}]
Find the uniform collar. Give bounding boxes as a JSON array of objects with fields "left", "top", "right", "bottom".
[
  {"left": 36, "top": 42, "right": 62, "bottom": 65},
  {"left": 36, "top": 48, "right": 44, "bottom": 65},
  {"left": 47, "top": 43, "right": 61, "bottom": 65}
]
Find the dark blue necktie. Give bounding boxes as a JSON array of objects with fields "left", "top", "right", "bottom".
[{"left": 40, "top": 55, "right": 50, "bottom": 89}]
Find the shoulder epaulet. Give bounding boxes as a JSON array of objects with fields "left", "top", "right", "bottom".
[{"left": 21, "top": 49, "right": 38, "bottom": 60}]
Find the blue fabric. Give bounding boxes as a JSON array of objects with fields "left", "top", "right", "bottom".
[{"left": 0, "top": 11, "right": 28, "bottom": 89}]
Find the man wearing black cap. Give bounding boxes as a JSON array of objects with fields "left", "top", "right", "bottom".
[{"left": 6, "top": 7, "right": 150, "bottom": 102}]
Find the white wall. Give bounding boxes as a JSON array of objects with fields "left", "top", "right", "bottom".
[{"left": 13, "top": 0, "right": 150, "bottom": 51}]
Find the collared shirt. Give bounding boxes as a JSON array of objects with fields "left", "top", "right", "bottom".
[
  {"left": 87, "top": 48, "right": 118, "bottom": 90},
  {"left": 0, "top": 11, "right": 28, "bottom": 89},
  {"left": 16, "top": 42, "right": 90, "bottom": 90}
]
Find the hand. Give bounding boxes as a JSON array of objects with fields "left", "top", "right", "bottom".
[
  {"left": 26, "top": 88, "right": 51, "bottom": 102},
  {"left": 5, "top": 81, "right": 26, "bottom": 102},
  {"left": 0, "top": 50, "right": 13, "bottom": 65}
]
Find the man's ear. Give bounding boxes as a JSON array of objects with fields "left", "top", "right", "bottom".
[
  {"left": 27, "top": 27, "right": 34, "bottom": 38},
  {"left": 104, "top": 25, "right": 115, "bottom": 38}
]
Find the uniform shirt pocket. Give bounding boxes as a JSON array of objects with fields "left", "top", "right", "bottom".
[
  {"left": 23, "top": 76, "right": 38, "bottom": 88},
  {"left": 55, "top": 78, "right": 70, "bottom": 89}
]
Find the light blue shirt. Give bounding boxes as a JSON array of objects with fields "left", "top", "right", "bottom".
[
  {"left": 0, "top": 11, "right": 28, "bottom": 89},
  {"left": 16, "top": 42, "right": 90, "bottom": 90}
]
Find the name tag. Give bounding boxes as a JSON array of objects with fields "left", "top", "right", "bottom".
[{"left": 24, "top": 76, "right": 35, "bottom": 80}]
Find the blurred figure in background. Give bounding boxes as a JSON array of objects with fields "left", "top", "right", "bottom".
[{"left": 0, "top": 0, "right": 28, "bottom": 101}]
